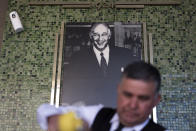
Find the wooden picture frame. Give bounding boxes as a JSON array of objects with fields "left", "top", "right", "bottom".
[{"left": 53, "top": 22, "right": 147, "bottom": 107}]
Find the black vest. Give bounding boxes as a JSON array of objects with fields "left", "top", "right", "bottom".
[{"left": 91, "top": 108, "right": 166, "bottom": 131}]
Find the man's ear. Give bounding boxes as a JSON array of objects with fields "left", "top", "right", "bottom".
[
  {"left": 117, "top": 83, "right": 121, "bottom": 94},
  {"left": 89, "top": 32, "right": 92, "bottom": 40},
  {"left": 107, "top": 28, "right": 111, "bottom": 39},
  {"left": 154, "top": 94, "right": 161, "bottom": 107}
]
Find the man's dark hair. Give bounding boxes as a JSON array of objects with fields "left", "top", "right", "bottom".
[{"left": 123, "top": 61, "right": 161, "bottom": 93}]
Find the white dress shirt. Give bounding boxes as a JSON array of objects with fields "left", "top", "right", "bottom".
[
  {"left": 37, "top": 104, "right": 151, "bottom": 131},
  {"left": 93, "top": 45, "right": 110, "bottom": 66},
  {"left": 110, "top": 113, "right": 149, "bottom": 131}
]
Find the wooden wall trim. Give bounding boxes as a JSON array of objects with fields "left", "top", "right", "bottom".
[
  {"left": 55, "top": 22, "right": 64, "bottom": 107},
  {"left": 50, "top": 33, "right": 59, "bottom": 105},
  {"left": 0, "top": 0, "right": 8, "bottom": 50},
  {"left": 29, "top": 1, "right": 181, "bottom": 7}
]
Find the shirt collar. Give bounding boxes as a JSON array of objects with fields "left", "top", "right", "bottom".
[
  {"left": 110, "top": 113, "right": 150, "bottom": 131},
  {"left": 93, "top": 45, "right": 110, "bottom": 65},
  {"left": 93, "top": 45, "right": 109, "bottom": 55}
]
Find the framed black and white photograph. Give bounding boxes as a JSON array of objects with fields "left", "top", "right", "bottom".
[{"left": 59, "top": 22, "right": 143, "bottom": 107}]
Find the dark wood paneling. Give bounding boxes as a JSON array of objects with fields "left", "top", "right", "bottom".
[{"left": 0, "top": 0, "right": 8, "bottom": 50}]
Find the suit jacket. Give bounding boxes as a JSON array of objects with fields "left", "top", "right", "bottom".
[
  {"left": 61, "top": 46, "right": 140, "bottom": 107},
  {"left": 65, "top": 46, "right": 139, "bottom": 78},
  {"left": 92, "top": 108, "right": 166, "bottom": 131}
]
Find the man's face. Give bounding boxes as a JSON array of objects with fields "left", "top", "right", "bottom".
[
  {"left": 91, "top": 24, "right": 110, "bottom": 50},
  {"left": 117, "top": 77, "right": 161, "bottom": 126}
]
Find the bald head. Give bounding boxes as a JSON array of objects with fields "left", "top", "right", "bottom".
[{"left": 89, "top": 23, "right": 111, "bottom": 51}]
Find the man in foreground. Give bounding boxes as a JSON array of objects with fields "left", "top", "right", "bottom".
[{"left": 37, "top": 61, "right": 166, "bottom": 131}]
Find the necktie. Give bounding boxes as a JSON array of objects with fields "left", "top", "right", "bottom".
[
  {"left": 115, "top": 123, "right": 124, "bottom": 131},
  {"left": 100, "top": 52, "right": 107, "bottom": 77}
]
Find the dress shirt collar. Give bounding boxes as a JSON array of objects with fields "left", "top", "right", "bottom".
[
  {"left": 93, "top": 45, "right": 110, "bottom": 65},
  {"left": 110, "top": 113, "right": 149, "bottom": 131}
]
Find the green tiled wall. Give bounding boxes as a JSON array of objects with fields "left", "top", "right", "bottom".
[{"left": 0, "top": 0, "right": 195, "bottom": 131}]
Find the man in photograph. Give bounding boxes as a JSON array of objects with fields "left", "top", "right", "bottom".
[
  {"left": 65, "top": 23, "right": 139, "bottom": 78},
  {"left": 62, "top": 23, "right": 140, "bottom": 106},
  {"left": 38, "top": 61, "right": 166, "bottom": 131}
]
